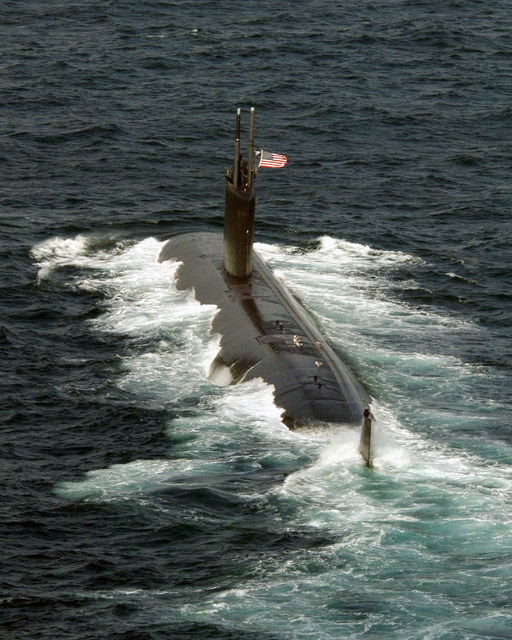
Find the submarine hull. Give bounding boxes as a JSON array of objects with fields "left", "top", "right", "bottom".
[{"left": 159, "top": 231, "right": 369, "bottom": 428}]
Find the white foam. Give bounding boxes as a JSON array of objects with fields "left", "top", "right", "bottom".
[
  {"left": 31, "top": 234, "right": 91, "bottom": 283},
  {"left": 42, "top": 234, "right": 512, "bottom": 640},
  {"left": 55, "top": 375, "right": 295, "bottom": 502},
  {"left": 256, "top": 235, "right": 423, "bottom": 273},
  {"left": 31, "top": 234, "right": 90, "bottom": 263},
  {"left": 55, "top": 458, "right": 226, "bottom": 500},
  {"left": 44, "top": 235, "right": 511, "bottom": 505},
  {"left": 207, "top": 360, "right": 232, "bottom": 386}
]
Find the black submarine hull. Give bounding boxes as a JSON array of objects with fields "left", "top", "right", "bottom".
[{"left": 159, "top": 231, "right": 370, "bottom": 429}]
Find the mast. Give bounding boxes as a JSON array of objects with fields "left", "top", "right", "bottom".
[
  {"left": 232, "top": 108, "right": 241, "bottom": 189},
  {"left": 247, "top": 107, "right": 255, "bottom": 189}
]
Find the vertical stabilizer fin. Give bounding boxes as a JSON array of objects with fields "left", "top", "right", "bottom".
[{"left": 359, "top": 408, "right": 374, "bottom": 467}]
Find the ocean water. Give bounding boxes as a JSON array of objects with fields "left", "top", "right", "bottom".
[{"left": 1, "top": 2, "right": 511, "bottom": 639}]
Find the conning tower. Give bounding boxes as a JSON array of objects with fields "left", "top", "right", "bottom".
[{"left": 223, "top": 107, "right": 256, "bottom": 279}]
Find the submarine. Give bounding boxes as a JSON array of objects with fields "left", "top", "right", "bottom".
[{"left": 159, "top": 108, "right": 374, "bottom": 466}]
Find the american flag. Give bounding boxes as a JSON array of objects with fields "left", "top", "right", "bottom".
[{"left": 257, "top": 149, "right": 287, "bottom": 168}]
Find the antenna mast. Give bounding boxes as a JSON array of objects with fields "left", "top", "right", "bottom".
[
  {"left": 247, "top": 107, "right": 255, "bottom": 189},
  {"left": 232, "top": 108, "right": 241, "bottom": 188}
]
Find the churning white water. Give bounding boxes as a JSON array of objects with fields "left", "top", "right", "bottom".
[{"left": 32, "top": 234, "right": 512, "bottom": 639}]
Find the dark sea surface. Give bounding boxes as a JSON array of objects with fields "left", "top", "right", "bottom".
[{"left": 1, "top": 1, "right": 511, "bottom": 638}]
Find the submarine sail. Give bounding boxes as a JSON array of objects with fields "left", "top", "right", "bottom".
[{"left": 159, "top": 108, "right": 374, "bottom": 466}]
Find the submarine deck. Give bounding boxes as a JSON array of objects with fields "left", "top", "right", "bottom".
[{"left": 159, "top": 231, "right": 369, "bottom": 428}]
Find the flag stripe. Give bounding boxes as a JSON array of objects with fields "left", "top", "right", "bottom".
[{"left": 258, "top": 150, "right": 287, "bottom": 168}]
